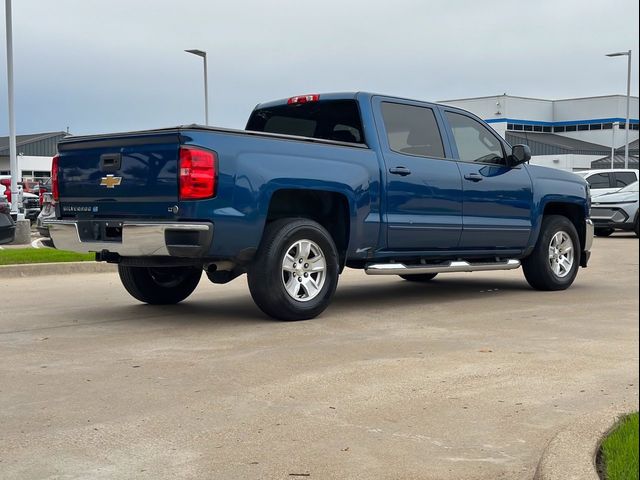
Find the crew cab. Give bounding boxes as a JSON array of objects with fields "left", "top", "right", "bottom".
[{"left": 46, "top": 92, "right": 594, "bottom": 320}]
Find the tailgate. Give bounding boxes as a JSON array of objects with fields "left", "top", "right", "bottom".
[{"left": 57, "top": 132, "right": 181, "bottom": 219}]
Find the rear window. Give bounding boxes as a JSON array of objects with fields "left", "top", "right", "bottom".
[
  {"left": 246, "top": 100, "right": 364, "bottom": 144},
  {"left": 587, "top": 173, "right": 612, "bottom": 189},
  {"left": 614, "top": 172, "right": 637, "bottom": 187}
]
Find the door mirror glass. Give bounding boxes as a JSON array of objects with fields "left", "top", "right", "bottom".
[{"left": 510, "top": 144, "right": 531, "bottom": 166}]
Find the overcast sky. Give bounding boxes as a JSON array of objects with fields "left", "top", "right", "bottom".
[{"left": 0, "top": 0, "right": 638, "bottom": 136}]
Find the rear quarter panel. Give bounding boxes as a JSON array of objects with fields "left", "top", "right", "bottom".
[{"left": 178, "top": 129, "right": 382, "bottom": 259}]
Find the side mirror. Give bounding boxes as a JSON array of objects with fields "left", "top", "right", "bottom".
[{"left": 510, "top": 144, "right": 531, "bottom": 166}]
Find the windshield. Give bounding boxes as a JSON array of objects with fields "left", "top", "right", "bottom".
[{"left": 246, "top": 100, "right": 365, "bottom": 144}]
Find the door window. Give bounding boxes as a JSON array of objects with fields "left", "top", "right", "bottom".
[
  {"left": 446, "top": 112, "right": 505, "bottom": 165},
  {"left": 587, "top": 173, "right": 611, "bottom": 189},
  {"left": 381, "top": 102, "right": 445, "bottom": 158},
  {"left": 614, "top": 172, "right": 637, "bottom": 187}
]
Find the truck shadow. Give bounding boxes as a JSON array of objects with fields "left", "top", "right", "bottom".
[{"left": 116, "top": 275, "right": 541, "bottom": 326}]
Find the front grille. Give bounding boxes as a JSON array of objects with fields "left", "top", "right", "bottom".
[{"left": 23, "top": 198, "right": 40, "bottom": 209}]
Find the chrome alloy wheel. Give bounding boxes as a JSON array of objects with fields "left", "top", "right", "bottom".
[
  {"left": 281, "top": 239, "right": 327, "bottom": 302},
  {"left": 548, "top": 231, "right": 574, "bottom": 278}
]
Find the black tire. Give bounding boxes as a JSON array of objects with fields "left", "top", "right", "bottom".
[
  {"left": 594, "top": 228, "right": 614, "bottom": 237},
  {"left": 118, "top": 265, "right": 202, "bottom": 305},
  {"left": 247, "top": 218, "right": 339, "bottom": 321},
  {"left": 522, "top": 215, "right": 580, "bottom": 291},
  {"left": 399, "top": 273, "right": 438, "bottom": 282}
]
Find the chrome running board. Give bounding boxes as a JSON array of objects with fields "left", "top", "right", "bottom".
[{"left": 365, "top": 259, "right": 521, "bottom": 275}]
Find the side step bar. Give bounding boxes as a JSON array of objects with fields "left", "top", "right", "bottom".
[{"left": 365, "top": 259, "right": 521, "bottom": 276}]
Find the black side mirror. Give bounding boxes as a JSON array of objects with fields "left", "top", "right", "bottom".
[{"left": 510, "top": 144, "right": 531, "bottom": 166}]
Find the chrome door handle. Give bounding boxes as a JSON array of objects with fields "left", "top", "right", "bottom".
[
  {"left": 389, "top": 166, "right": 412, "bottom": 176},
  {"left": 464, "top": 173, "right": 483, "bottom": 182}
]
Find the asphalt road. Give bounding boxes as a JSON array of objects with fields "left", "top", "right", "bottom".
[{"left": 1, "top": 235, "right": 638, "bottom": 480}]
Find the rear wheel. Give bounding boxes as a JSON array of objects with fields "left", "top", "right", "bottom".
[
  {"left": 247, "top": 218, "right": 339, "bottom": 321},
  {"left": 522, "top": 215, "right": 580, "bottom": 291},
  {"left": 400, "top": 273, "right": 438, "bottom": 282},
  {"left": 594, "top": 228, "right": 614, "bottom": 237},
  {"left": 118, "top": 265, "right": 202, "bottom": 304}
]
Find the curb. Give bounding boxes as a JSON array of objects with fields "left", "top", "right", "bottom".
[
  {"left": 0, "top": 261, "right": 117, "bottom": 278},
  {"left": 535, "top": 404, "right": 638, "bottom": 480}
]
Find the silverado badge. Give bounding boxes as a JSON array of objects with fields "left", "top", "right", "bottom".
[{"left": 100, "top": 175, "right": 122, "bottom": 188}]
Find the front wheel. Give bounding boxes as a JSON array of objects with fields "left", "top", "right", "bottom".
[
  {"left": 118, "top": 265, "right": 202, "bottom": 304},
  {"left": 522, "top": 215, "right": 580, "bottom": 291},
  {"left": 247, "top": 218, "right": 339, "bottom": 321}
]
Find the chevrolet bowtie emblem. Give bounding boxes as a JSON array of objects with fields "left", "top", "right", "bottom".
[{"left": 100, "top": 175, "right": 122, "bottom": 188}]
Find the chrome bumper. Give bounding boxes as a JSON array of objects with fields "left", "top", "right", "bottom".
[
  {"left": 45, "top": 220, "right": 213, "bottom": 256},
  {"left": 585, "top": 218, "right": 594, "bottom": 252}
]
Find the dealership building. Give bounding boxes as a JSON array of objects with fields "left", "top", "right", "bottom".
[
  {"left": 441, "top": 94, "right": 639, "bottom": 171},
  {"left": 0, "top": 131, "right": 67, "bottom": 181}
]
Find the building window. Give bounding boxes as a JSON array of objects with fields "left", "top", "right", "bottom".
[
  {"left": 532, "top": 125, "right": 542, "bottom": 132},
  {"left": 632, "top": 124, "right": 639, "bottom": 131},
  {"left": 554, "top": 126, "right": 566, "bottom": 133},
  {"left": 507, "top": 124, "right": 514, "bottom": 130},
  {"left": 565, "top": 125, "right": 577, "bottom": 132},
  {"left": 619, "top": 123, "right": 626, "bottom": 129},
  {"left": 523, "top": 125, "right": 533, "bottom": 131},
  {"left": 543, "top": 126, "right": 552, "bottom": 132},
  {"left": 603, "top": 123, "right": 613, "bottom": 130},
  {"left": 513, "top": 124, "right": 523, "bottom": 131},
  {"left": 577, "top": 124, "right": 589, "bottom": 131},
  {"left": 589, "top": 124, "right": 602, "bottom": 130}
]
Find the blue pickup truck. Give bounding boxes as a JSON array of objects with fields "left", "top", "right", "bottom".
[{"left": 46, "top": 92, "right": 594, "bottom": 320}]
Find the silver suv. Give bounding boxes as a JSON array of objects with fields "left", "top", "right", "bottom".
[{"left": 590, "top": 181, "right": 639, "bottom": 237}]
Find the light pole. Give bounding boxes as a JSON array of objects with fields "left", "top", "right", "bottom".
[
  {"left": 606, "top": 50, "right": 632, "bottom": 169},
  {"left": 185, "top": 49, "right": 209, "bottom": 126},
  {"left": 4, "top": 0, "right": 19, "bottom": 215},
  {"left": 610, "top": 122, "right": 618, "bottom": 169}
]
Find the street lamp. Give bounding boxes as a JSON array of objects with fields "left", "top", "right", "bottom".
[
  {"left": 185, "top": 49, "right": 209, "bottom": 126},
  {"left": 606, "top": 50, "right": 632, "bottom": 169},
  {"left": 4, "top": 0, "right": 19, "bottom": 215}
]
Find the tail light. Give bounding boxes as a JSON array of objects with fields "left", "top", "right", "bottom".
[
  {"left": 51, "top": 154, "right": 60, "bottom": 201},
  {"left": 179, "top": 147, "right": 217, "bottom": 200},
  {"left": 287, "top": 94, "right": 320, "bottom": 105}
]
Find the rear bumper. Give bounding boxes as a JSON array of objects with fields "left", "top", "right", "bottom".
[{"left": 45, "top": 220, "right": 213, "bottom": 257}]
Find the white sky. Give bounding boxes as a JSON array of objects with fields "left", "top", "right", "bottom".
[{"left": 0, "top": 0, "right": 638, "bottom": 135}]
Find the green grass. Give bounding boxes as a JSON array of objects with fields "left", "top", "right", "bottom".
[
  {"left": 0, "top": 248, "right": 95, "bottom": 265},
  {"left": 601, "top": 412, "right": 639, "bottom": 480}
]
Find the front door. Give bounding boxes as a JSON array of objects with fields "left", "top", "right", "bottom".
[
  {"left": 442, "top": 110, "right": 533, "bottom": 250},
  {"left": 374, "top": 97, "right": 463, "bottom": 250}
]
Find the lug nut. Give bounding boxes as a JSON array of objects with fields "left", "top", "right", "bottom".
[
  {"left": 304, "top": 263, "right": 309, "bottom": 268},
  {"left": 304, "top": 273, "right": 308, "bottom": 278},
  {"left": 299, "top": 258, "right": 303, "bottom": 263},
  {"left": 298, "top": 277, "right": 302, "bottom": 282}
]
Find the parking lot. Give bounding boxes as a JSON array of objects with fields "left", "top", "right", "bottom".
[{"left": 1, "top": 235, "right": 638, "bottom": 480}]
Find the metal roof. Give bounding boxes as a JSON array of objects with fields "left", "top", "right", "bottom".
[
  {"left": 591, "top": 154, "right": 639, "bottom": 170},
  {"left": 506, "top": 132, "right": 610, "bottom": 156},
  {"left": 0, "top": 131, "right": 68, "bottom": 156}
]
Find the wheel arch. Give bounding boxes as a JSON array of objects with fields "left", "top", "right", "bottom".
[{"left": 264, "top": 188, "right": 352, "bottom": 269}]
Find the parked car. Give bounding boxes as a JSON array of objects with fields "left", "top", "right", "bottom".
[
  {"left": 0, "top": 195, "right": 16, "bottom": 245},
  {"left": 36, "top": 191, "right": 55, "bottom": 237},
  {"left": 45, "top": 91, "right": 593, "bottom": 320},
  {"left": 590, "top": 181, "right": 639, "bottom": 237},
  {"left": 575, "top": 169, "right": 639, "bottom": 196},
  {"left": 22, "top": 192, "right": 41, "bottom": 221}
]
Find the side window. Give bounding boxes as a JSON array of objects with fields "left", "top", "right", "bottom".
[
  {"left": 614, "top": 172, "right": 637, "bottom": 187},
  {"left": 445, "top": 111, "right": 505, "bottom": 165},
  {"left": 587, "top": 173, "right": 612, "bottom": 189},
  {"left": 381, "top": 102, "right": 445, "bottom": 158}
]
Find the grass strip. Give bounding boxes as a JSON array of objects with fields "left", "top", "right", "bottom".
[
  {"left": 601, "top": 412, "right": 639, "bottom": 480},
  {"left": 0, "top": 248, "right": 95, "bottom": 265}
]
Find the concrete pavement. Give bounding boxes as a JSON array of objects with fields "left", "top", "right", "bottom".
[{"left": 1, "top": 235, "right": 638, "bottom": 479}]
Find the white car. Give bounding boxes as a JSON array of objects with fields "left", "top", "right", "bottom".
[{"left": 575, "top": 169, "right": 639, "bottom": 196}]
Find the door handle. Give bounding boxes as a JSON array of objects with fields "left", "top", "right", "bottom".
[
  {"left": 389, "top": 166, "right": 412, "bottom": 176},
  {"left": 464, "top": 173, "right": 483, "bottom": 182}
]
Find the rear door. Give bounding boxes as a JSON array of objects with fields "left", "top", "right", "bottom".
[
  {"left": 57, "top": 132, "right": 181, "bottom": 219},
  {"left": 373, "top": 97, "right": 463, "bottom": 250},
  {"left": 442, "top": 109, "right": 533, "bottom": 250}
]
